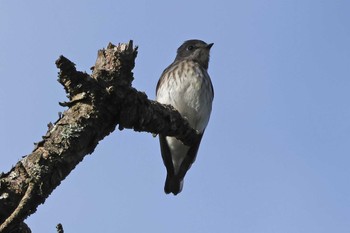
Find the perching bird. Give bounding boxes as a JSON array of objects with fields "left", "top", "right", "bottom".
[{"left": 156, "top": 39, "right": 214, "bottom": 195}]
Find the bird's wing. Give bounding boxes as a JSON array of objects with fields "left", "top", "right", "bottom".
[
  {"left": 159, "top": 133, "right": 204, "bottom": 194},
  {"left": 176, "top": 132, "right": 204, "bottom": 181},
  {"left": 159, "top": 134, "right": 175, "bottom": 176}
]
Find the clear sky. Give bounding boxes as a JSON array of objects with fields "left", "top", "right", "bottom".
[{"left": 1, "top": 1, "right": 349, "bottom": 232}]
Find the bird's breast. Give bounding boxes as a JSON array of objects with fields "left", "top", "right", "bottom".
[{"left": 156, "top": 61, "right": 213, "bottom": 133}]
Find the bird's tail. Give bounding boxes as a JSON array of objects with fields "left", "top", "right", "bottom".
[{"left": 164, "top": 174, "right": 184, "bottom": 195}]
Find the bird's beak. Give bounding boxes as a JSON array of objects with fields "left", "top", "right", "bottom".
[{"left": 206, "top": 43, "right": 214, "bottom": 49}]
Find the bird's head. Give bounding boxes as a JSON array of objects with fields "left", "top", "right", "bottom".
[{"left": 175, "top": 39, "right": 214, "bottom": 69}]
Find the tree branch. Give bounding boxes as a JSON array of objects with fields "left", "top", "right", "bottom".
[{"left": 0, "top": 41, "right": 198, "bottom": 232}]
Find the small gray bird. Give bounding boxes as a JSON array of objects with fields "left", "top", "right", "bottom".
[{"left": 156, "top": 39, "right": 214, "bottom": 195}]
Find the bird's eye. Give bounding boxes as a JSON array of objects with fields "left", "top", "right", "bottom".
[{"left": 187, "top": 45, "right": 194, "bottom": 51}]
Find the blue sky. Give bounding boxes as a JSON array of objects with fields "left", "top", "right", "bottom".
[{"left": 0, "top": 1, "right": 349, "bottom": 232}]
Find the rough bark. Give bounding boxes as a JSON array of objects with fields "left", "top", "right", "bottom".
[{"left": 0, "top": 41, "right": 198, "bottom": 233}]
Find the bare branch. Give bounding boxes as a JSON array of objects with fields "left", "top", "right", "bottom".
[{"left": 0, "top": 41, "right": 198, "bottom": 232}]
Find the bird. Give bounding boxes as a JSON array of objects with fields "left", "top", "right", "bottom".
[{"left": 156, "top": 39, "right": 214, "bottom": 195}]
